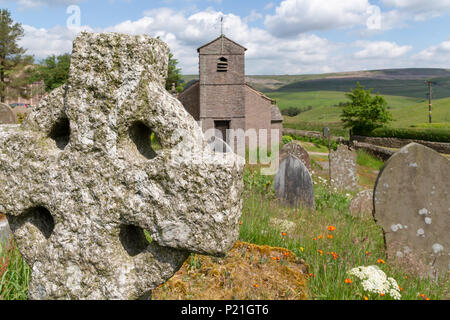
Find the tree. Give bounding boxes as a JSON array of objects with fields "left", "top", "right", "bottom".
[
  {"left": 341, "top": 82, "right": 392, "bottom": 134},
  {"left": 165, "top": 52, "right": 184, "bottom": 93},
  {"left": 31, "top": 54, "right": 71, "bottom": 92},
  {"left": 0, "top": 9, "right": 34, "bottom": 103}
]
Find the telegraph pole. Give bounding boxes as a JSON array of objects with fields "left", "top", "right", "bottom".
[{"left": 425, "top": 80, "right": 433, "bottom": 123}]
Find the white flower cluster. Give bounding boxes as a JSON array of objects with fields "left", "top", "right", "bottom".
[
  {"left": 314, "top": 176, "right": 328, "bottom": 185},
  {"left": 348, "top": 265, "right": 401, "bottom": 300}
]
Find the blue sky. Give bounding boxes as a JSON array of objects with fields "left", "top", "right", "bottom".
[{"left": 1, "top": 0, "right": 450, "bottom": 75}]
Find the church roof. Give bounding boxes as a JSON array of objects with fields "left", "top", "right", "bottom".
[
  {"left": 271, "top": 105, "right": 284, "bottom": 122},
  {"left": 197, "top": 34, "right": 247, "bottom": 52}
]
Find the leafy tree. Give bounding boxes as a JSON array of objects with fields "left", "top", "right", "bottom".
[
  {"left": 341, "top": 82, "right": 392, "bottom": 134},
  {"left": 0, "top": 9, "right": 34, "bottom": 103},
  {"left": 31, "top": 53, "right": 71, "bottom": 92},
  {"left": 165, "top": 52, "right": 184, "bottom": 93}
]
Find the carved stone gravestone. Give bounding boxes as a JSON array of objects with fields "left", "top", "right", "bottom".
[
  {"left": 0, "top": 32, "right": 244, "bottom": 300},
  {"left": 349, "top": 190, "right": 374, "bottom": 218},
  {"left": 279, "top": 141, "right": 312, "bottom": 172},
  {"left": 0, "top": 103, "right": 17, "bottom": 124},
  {"left": 374, "top": 143, "right": 449, "bottom": 277},
  {"left": 329, "top": 144, "right": 358, "bottom": 192},
  {"left": 274, "top": 155, "right": 315, "bottom": 209}
]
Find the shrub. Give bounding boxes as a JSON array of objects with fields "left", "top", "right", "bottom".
[
  {"left": 281, "top": 106, "right": 308, "bottom": 117},
  {"left": 282, "top": 135, "right": 293, "bottom": 145},
  {"left": 364, "top": 127, "right": 450, "bottom": 143},
  {"left": 341, "top": 82, "right": 392, "bottom": 134}
]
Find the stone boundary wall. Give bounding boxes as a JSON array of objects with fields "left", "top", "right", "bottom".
[
  {"left": 351, "top": 141, "right": 395, "bottom": 161},
  {"left": 282, "top": 128, "right": 345, "bottom": 142},
  {"left": 351, "top": 135, "right": 450, "bottom": 154}
]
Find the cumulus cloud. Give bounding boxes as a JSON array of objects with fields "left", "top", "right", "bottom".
[
  {"left": 413, "top": 40, "right": 450, "bottom": 65},
  {"left": 16, "top": 6, "right": 428, "bottom": 74},
  {"left": 103, "top": 8, "right": 336, "bottom": 74},
  {"left": 381, "top": 0, "right": 450, "bottom": 20},
  {"left": 353, "top": 41, "right": 412, "bottom": 59},
  {"left": 19, "top": 24, "right": 92, "bottom": 59},
  {"left": 265, "top": 0, "right": 373, "bottom": 37},
  {"left": 1, "top": 0, "right": 84, "bottom": 8}
]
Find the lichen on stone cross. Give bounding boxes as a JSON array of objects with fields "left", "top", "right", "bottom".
[{"left": 0, "top": 32, "right": 244, "bottom": 300}]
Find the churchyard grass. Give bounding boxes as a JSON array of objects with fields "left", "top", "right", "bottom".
[
  {"left": 1, "top": 149, "right": 448, "bottom": 300},
  {"left": 240, "top": 165, "right": 449, "bottom": 300},
  {"left": 0, "top": 241, "right": 30, "bottom": 300}
]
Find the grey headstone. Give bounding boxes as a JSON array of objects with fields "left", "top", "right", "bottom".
[
  {"left": 279, "top": 141, "right": 311, "bottom": 172},
  {"left": 323, "top": 127, "right": 330, "bottom": 138},
  {"left": 349, "top": 190, "right": 374, "bottom": 218},
  {"left": 374, "top": 143, "right": 450, "bottom": 277},
  {"left": 329, "top": 144, "right": 358, "bottom": 192},
  {"left": 0, "top": 103, "right": 17, "bottom": 124},
  {"left": 274, "top": 155, "right": 315, "bottom": 209}
]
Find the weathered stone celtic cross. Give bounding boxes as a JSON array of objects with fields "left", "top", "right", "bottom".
[{"left": 0, "top": 32, "right": 244, "bottom": 299}]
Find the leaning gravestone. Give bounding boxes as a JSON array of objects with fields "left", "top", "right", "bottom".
[
  {"left": 349, "top": 190, "right": 374, "bottom": 218},
  {"left": 374, "top": 143, "right": 449, "bottom": 277},
  {"left": 274, "top": 155, "right": 315, "bottom": 209},
  {"left": 329, "top": 144, "right": 358, "bottom": 192},
  {"left": 0, "top": 32, "right": 244, "bottom": 300},
  {"left": 279, "top": 141, "right": 312, "bottom": 172},
  {"left": 0, "top": 103, "right": 17, "bottom": 124}
]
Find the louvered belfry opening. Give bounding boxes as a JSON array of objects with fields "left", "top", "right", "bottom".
[{"left": 217, "top": 57, "right": 228, "bottom": 72}]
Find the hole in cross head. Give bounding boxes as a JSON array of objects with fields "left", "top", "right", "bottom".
[
  {"left": 49, "top": 117, "right": 70, "bottom": 150},
  {"left": 119, "top": 225, "right": 151, "bottom": 257},
  {"left": 9, "top": 206, "right": 55, "bottom": 240},
  {"left": 128, "top": 121, "right": 158, "bottom": 160}
]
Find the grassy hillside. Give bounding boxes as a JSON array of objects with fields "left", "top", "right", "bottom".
[
  {"left": 265, "top": 91, "right": 423, "bottom": 112},
  {"left": 181, "top": 68, "right": 450, "bottom": 138},
  {"left": 275, "top": 77, "right": 450, "bottom": 100}
]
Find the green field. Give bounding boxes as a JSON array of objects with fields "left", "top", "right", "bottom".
[
  {"left": 275, "top": 77, "right": 450, "bottom": 100},
  {"left": 265, "top": 91, "right": 449, "bottom": 137},
  {"left": 181, "top": 69, "right": 450, "bottom": 137}
]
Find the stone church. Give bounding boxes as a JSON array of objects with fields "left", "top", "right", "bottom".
[{"left": 177, "top": 35, "right": 283, "bottom": 147}]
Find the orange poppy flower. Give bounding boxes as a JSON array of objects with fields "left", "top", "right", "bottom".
[
  {"left": 328, "top": 226, "right": 336, "bottom": 232},
  {"left": 364, "top": 296, "right": 369, "bottom": 300},
  {"left": 327, "top": 234, "right": 333, "bottom": 239},
  {"left": 377, "top": 259, "right": 386, "bottom": 264},
  {"left": 253, "top": 284, "right": 259, "bottom": 288},
  {"left": 281, "top": 232, "right": 286, "bottom": 237},
  {"left": 344, "top": 278, "right": 352, "bottom": 284}
]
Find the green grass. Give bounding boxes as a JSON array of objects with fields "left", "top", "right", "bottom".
[
  {"left": 240, "top": 166, "right": 449, "bottom": 300},
  {"left": 0, "top": 241, "right": 30, "bottom": 300},
  {"left": 1, "top": 151, "right": 448, "bottom": 300},
  {"left": 271, "top": 90, "right": 449, "bottom": 137},
  {"left": 276, "top": 76, "right": 450, "bottom": 100},
  {"left": 356, "top": 150, "right": 384, "bottom": 170}
]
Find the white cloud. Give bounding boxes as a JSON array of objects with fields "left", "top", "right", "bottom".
[
  {"left": 19, "top": 24, "right": 92, "bottom": 59},
  {"left": 103, "top": 8, "right": 337, "bottom": 74},
  {"left": 353, "top": 41, "right": 412, "bottom": 59},
  {"left": 5, "top": 0, "right": 84, "bottom": 8},
  {"left": 381, "top": 0, "right": 450, "bottom": 20},
  {"left": 265, "top": 0, "right": 372, "bottom": 37},
  {"left": 17, "top": 6, "right": 426, "bottom": 74},
  {"left": 413, "top": 40, "right": 450, "bottom": 65}
]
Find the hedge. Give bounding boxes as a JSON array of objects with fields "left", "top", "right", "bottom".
[{"left": 362, "top": 127, "right": 450, "bottom": 143}]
